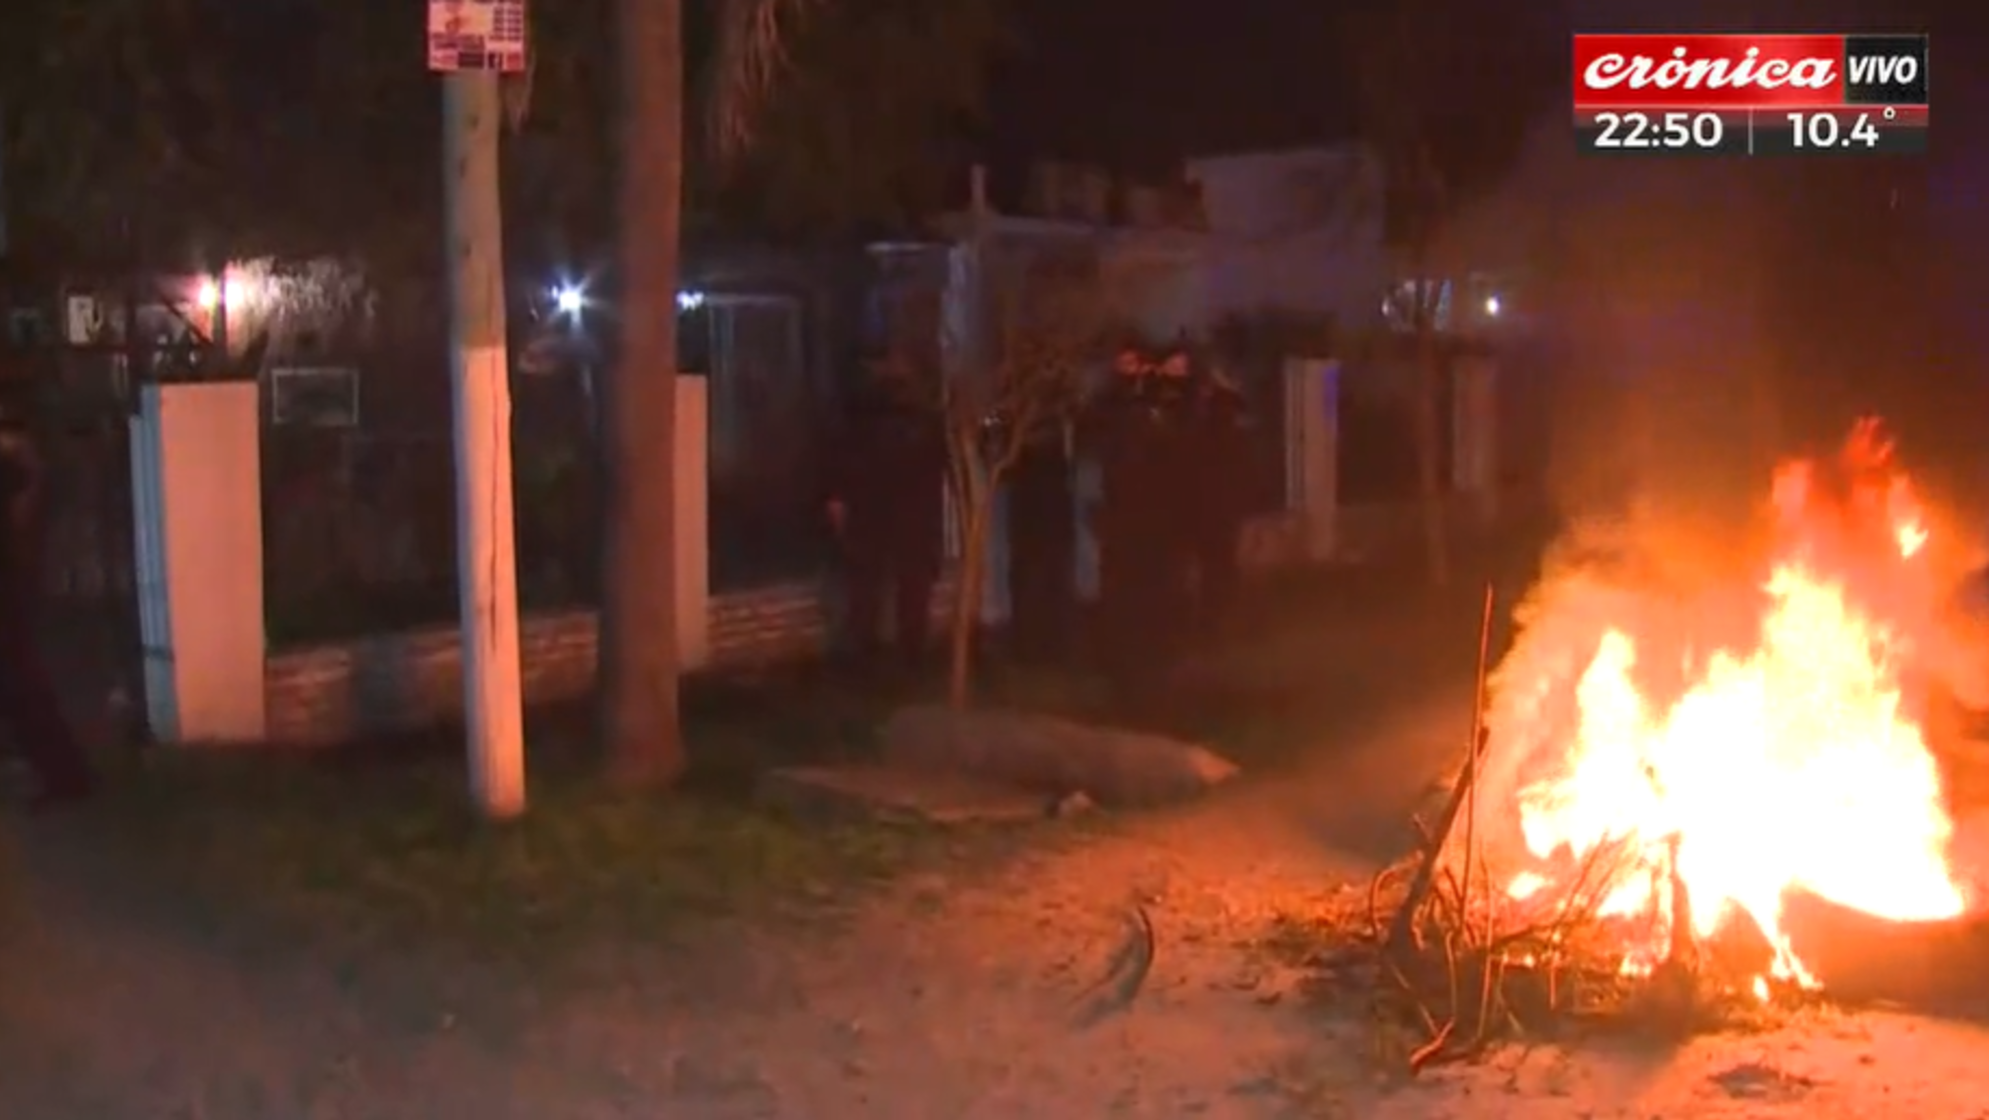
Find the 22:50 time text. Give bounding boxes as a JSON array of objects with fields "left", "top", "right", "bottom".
[{"left": 1589, "top": 110, "right": 1729, "bottom": 150}]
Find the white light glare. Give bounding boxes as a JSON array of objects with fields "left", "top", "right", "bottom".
[
  {"left": 1484, "top": 294, "right": 1501, "bottom": 316},
  {"left": 551, "top": 285, "right": 704, "bottom": 315}
]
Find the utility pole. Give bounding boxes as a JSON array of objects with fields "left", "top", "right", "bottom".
[{"left": 441, "top": 71, "right": 526, "bottom": 818}]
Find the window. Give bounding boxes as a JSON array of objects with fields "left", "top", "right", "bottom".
[{"left": 268, "top": 366, "right": 361, "bottom": 427}]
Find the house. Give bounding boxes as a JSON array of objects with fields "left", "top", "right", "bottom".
[
  {"left": 920, "top": 164, "right": 1212, "bottom": 349},
  {"left": 1182, "top": 143, "right": 1549, "bottom": 527},
  {"left": 1183, "top": 145, "right": 1390, "bottom": 337}
]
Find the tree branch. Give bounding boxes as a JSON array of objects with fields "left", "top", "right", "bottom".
[{"left": 706, "top": 0, "right": 820, "bottom": 164}]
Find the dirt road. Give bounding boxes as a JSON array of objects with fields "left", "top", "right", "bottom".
[{"left": 7, "top": 671, "right": 1989, "bottom": 1116}]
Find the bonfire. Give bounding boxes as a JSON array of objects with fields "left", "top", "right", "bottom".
[{"left": 1372, "top": 419, "right": 1987, "bottom": 1069}]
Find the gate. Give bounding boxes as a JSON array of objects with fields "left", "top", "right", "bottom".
[
  {"left": 8, "top": 271, "right": 235, "bottom": 747},
  {"left": 39, "top": 349, "right": 141, "bottom": 730}
]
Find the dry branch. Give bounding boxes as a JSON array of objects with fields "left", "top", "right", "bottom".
[
  {"left": 1385, "top": 584, "right": 1497, "bottom": 955},
  {"left": 1346, "top": 581, "right": 1801, "bottom": 1074},
  {"left": 1072, "top": 903, "right": 1155, "bottom": 1026}
]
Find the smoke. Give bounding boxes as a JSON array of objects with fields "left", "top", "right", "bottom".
[
  {"left": 1446, "top": 116, "right": 1800, "bottom": 529},
  {"left": 1432, "top": 6, "right": 1989, "bottom": 863}
]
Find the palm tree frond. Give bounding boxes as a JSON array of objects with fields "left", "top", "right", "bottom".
[{"left": 706, "top": 0, "right": 819, "bottom": 164}]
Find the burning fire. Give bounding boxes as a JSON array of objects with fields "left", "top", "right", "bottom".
[{"left": 1488, "top": 420, "right": 1974, "bottom": 992}]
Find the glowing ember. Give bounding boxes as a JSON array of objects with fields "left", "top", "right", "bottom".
[{"left": 1489, "top": 420, "right": 1972, "bottom": 989}]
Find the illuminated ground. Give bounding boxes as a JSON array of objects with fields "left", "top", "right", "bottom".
[{"left": 7, "top": 567, "right": 1989, "bottom": 1117}]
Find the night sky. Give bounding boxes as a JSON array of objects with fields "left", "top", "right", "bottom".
[
  {"left": 984, "top": 0, "right": 1983, "bottom": 184},
  {"left": 984, "top": 0, "right": 1366, "bottom": 171},
  {"left": 978, "top": 0, "right": 1572, "bottom": 200}
]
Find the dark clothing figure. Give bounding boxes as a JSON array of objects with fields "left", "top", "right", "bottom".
[
  {"left": 826, "top": 394, "right": 948, "bottom": 667},
  {"left": 1006, "top": 428, "right": 1076, "bottom": 664},
  {"left": 1187, "top": 380, "right": 1250, "bottom": 635},
  {"left": 0, "top": 431, "right": 96, "bottom": 805},
  {"left": 1085, "top": 371, "right": 1198, "bottom": 701}
]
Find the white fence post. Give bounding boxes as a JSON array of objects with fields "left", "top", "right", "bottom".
[{"left": 130, "top": 382, "right": 266, "bottom": 743}]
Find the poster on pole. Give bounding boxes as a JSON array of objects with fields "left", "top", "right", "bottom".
[{"left": 427, "top": 0, "right": 528, "bottom": 73}]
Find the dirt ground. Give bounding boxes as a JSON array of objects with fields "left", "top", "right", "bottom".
[{"left": 8, "top": 674, "right": 1989, "bottom": 1120}]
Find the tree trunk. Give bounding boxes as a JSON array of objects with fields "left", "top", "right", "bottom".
[
  {"left": 600, "top": 0, "right": 684, "bottom": 787},
  {"left": 949, "top": 501, "right": 988, "bottom": 709},
  {"left": 1414, "top": 285, "right": 1450, "bottom": 588}
]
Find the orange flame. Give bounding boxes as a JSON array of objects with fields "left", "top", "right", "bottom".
[{"left": 1496, "top": 419, "right": 1968, "bottom": 986}]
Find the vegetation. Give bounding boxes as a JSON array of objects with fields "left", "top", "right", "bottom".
[
  {"left": 0, "top": 0, "right": 1010, "bottom": 270},
  {"left": 705, "top": 0, "right": 1011, "bottom": 235},
  {"left": 85, "top": 745, "right": 933, "bottom": 963},
  {"left": 1341, "top": 0, "right": 1561, "bottom": 588},
  {"left": 59, "top": 668, "right": 1014, "bottom": 958},
  {"left": 935, "top": 250, "right": 1114, "bottom": 708}
]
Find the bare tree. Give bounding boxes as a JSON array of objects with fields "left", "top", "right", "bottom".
[
  {"left": 950, "top": 258, "right": 1115, "bottom": 707},
  {"left": 1352, "top": 4, "right": 1452, "bottom": 588},
  {"left": 878, "top": 250, "right": 1113, "bottom": 708}
]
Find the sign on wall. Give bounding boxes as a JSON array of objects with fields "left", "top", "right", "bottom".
[
  {"left": 269, "top": 366, "right": 361, "bottom": 428},
  {"left": 427, "top": 0, "right": 528, "bottom": 73}
]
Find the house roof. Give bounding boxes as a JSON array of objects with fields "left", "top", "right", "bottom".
[{"left": 926, "top": 211, "right": 1207, "bottom": 258}]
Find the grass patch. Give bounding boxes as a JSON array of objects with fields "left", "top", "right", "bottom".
[
  {"left": 86, "top": 748, "right": 949, "bottom": 961},
  {"left": 63, "top": 663, "right": 1090, "bottom": 967}
]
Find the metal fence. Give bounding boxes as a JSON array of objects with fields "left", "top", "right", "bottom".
[
  {"left": 260, "top": 363, "right": 840, "bottom": 647},
  {"left": 262, "top": 428, "right": 459, "bottom": 644}
]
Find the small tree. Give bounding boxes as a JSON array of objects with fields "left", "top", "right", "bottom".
[
  {"left": 878, "top": 248, "right": 1113, "bottom": 708},
  {"left": 1345, "top": 0, "right": 1562, "bottom": 588},
  {"left": 1351, "top": 2, "right": 1452, "bottom": 589}
]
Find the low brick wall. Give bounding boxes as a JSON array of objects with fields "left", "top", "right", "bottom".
[
  {"left": 264, "top": 578, "right": 960, "bottom": 746},
  {"left": 265, "top": 610, "right": 602, "bottom": 744}
]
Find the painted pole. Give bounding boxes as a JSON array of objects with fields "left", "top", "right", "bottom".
[{"left": 441, "top": 71, "right": 526, "bottom": 818}]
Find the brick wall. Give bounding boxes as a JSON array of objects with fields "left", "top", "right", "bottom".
[
  {"left": 265, "top": 610, "right": 600, "bottom": 744},
  {"left": 263, "top": 578, "right": 962, "bottom": 746}
]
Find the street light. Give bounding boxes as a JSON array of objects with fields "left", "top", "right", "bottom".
[
  {"left": 549, "top": 282, "right": 705, "bottom": 317},
  {"left": 195, "top": 274, "right": 259, "bottom": 312}
]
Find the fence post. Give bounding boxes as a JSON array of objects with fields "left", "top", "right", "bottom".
[
  {"left": 129, "top": 382, "right": 266, "bottom": 743},
  {"left": 1452, "top": 356, "right": 1499, "bottom": 524},
  {"left": 1284, "top": 357, "right": 1340, "bottom": 561},
  {"left": 675, "top": 375, "right": 711, "bottom": 669}
]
